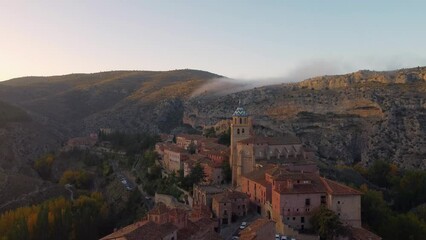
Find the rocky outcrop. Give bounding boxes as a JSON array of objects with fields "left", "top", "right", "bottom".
[
  {"left": 184, "top": 67, "right": 426, "bottom": 169},
  {"left": 299, "top": 67, "right": 426, "bottom": 90}
]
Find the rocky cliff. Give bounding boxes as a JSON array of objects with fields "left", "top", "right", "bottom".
[{"left": 184, "top": 67, "right": 426, "bottom": 169}]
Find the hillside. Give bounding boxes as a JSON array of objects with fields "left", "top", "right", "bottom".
[
  {"left": 298, "top": 66, "right": 426, "bottom": 89},
  {"left": 185, "top": 66, "right": 426, "bottom": 169},
  {"left": 0, "top": 66, "right": 425, "bottom": 193},
  {"left": 0, "top": 69, "right": 221, "bottom": 134}
]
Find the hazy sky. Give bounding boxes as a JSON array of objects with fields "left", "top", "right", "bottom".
[{"left": 1, "top": 0, "right": 426, "bottom": 81}]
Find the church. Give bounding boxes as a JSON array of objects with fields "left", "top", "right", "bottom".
[{"left": 229, "top": 105, "right": 317, "bottom": 187}]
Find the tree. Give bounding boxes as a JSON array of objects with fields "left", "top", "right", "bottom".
[
  {"left": 221, "top": 161, "right": 232, "bottom": 184},
  {"left": 34, "top": 154, "right": 55, "bottom": 180},
  {"left": 310, "top": 206, "right": 347, "bottom": 240},
  {"left": 187, "top": 142, "right": 197, "bottom": 154},
  {"left": 203, "top": 127, "right": 216, "bottom": 138},
  {"left": 360, "top": 185, "right": 391, "bottom": 231},
  {"left": 218, "top": 128, "right": 231, "bottom": 146}
]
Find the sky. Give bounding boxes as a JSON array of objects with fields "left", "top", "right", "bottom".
[{"left": 1, "top": 0, "right": 426, "bottom": 82}]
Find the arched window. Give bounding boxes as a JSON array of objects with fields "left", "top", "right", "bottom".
[
  {"left": 239, "top": 118, "right": 242, "bottom": 124},
  {"left": 237, "top": 128, "right": 240, "bottom": 134}
]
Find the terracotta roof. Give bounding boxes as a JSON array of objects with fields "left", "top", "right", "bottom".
[
  {"left": 272, "top": 172, "right": 328, "bottom": 194},
  {"left": 190, "top": 204, "right": 213, "bottom": 220},
  {"left": 163, "top": 144, "right": 188, "bottom": 154},
  {"left": 100, "top": 220, "right": 150, "bottom": 240},
  {"left": 237, "top": 135, "right": 301, "bottom": 145},
  {"left": 148, "top": 203, "right": 170, "bottom": 215},
  {"left": 177, "top": 217, "right": 221, "bottom": 240},
  {"left": 168, "top": 207, "right": 188, "bottom": 217},
  {"left": 242, "top": 165, "right": 276, "bottom": 182},
  {"left": 321, "top": 178, "right": 362, "bottom": 195},
  {"left": 195, "top": 184, "right": 226, "bottom": 194},
  {"left": 241, "top": 218, "right": 274, "bottom": 233},
  {"left": 239, "top": 218, "right": 275, "bottom": 240},
  {"left": 212, "top": 190, "right": 248, "bottom": 203},
  {"left": 347, "top": 227, "right": 382, "bottom": 240},
  {"left": 100, "top": 220, "right": 177, "bottom": 240}
]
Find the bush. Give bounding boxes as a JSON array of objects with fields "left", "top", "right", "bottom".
[{"left": 59, "top": 170, "right": 93, "bottom": 189}]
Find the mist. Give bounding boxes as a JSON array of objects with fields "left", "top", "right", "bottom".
[{"left": 191, "top": 56, "right": 426, "bottom": 98}]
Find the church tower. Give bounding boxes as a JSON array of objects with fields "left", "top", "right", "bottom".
[{"left": 230, "top": 105, "right": 252, "bottom": 187}]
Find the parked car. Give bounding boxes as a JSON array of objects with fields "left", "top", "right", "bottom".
[
  {"left": 239, "top": 222, "right": 247, "bottom": 229},
  {"left": 275, "top": 234, "right": 280, "bottom": 240},
  {"left": 281, "top": 236, "right": 287, "bottom": 240}
]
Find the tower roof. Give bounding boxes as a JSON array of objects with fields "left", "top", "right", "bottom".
[{"left": 232, "top": 107, "right": 248, "bottom": 117}]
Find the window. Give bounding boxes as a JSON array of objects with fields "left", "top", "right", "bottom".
[
  {"left": 240, "top": 118, "right": 242, "bottom": 124},
  {"left": 337, "top": 201, "right": 341, "bottom": 204},
  {"left": 242, "top": 128, "right": 245, "bottom": 134},
  {"left": 305, "top": 198, "right": 311, "bottom": 206},
  {"left": 224, "top": 203, "right": 226, "bottom": 206},
  {"left": 293, "top": 217, "right": 296, "bottom": 221},
  {"left": 237, "top": 128, "right": 240, "bottom": 134},
  {"left": 301, "top": 217, "right": 305, "bottom": 223},
  {"left": 224, "top": 210, "right": 227, "bottom": 215},
  {"left": 321, "top": 196, "right": 326, "bottom": 205}
]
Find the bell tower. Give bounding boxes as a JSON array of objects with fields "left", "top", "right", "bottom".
[{"left": 230, "top": 105, "right": 252, "bottom": 187}]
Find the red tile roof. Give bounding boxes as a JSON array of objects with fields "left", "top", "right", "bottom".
[
  {"left": 100, "top": 220, "right": 177, "bottom": 240},
  {"left": 212, "top": 190, "right": 249, "bottom": 203},
  {"left": 163, "top": 144, "right": 188, "bottom": 154},
  {"left": 148, "top": 202, "right": 170, "bottom": 215},
  {"left": 347, "top": 226, "right": 381, "bottom": 240},
  {"left": 321, "top": 178, "right": 362, "bottom": 195}
]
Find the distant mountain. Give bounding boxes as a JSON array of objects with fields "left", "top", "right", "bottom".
[
  {"left": 298, "top": 66, "right": 426, "bottom": 89},
  {"left": 185, "top": 66, "right": 426, "bottom": 169},
  {"left": 0, "top": 69, "right": 222, "bottom": 135},
  {"left": 0, "top": 67, "right": 425, "bottom": 180}
]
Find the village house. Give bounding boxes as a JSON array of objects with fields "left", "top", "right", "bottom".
[
  {"left": 64, "top": 133, "right": 98, "bottom": 151},
  {"left": 193, "top": 184, "right": 226, "bottom": 209},
  {"left": 162, "top": 144, "right": 189, "bottom": 173},
  {"left": 241, "top": 165, "right": 362, "bottom": 232},
  {"left": 100, "top": 203, "right": 221, "bottom": 240},
  {"left": 211, "top": 190, "right": 250, "bottom": 225},
  {"left": 175, "top": 134, "right": 206, "bottom": 150}
]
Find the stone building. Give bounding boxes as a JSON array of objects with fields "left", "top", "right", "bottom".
[
  {"left": 241, "top": 165, "right": 362, "bottom": 232},
  {"left": 211, "top": 190, "right": 250, "bottom": 225},
  {"left": 193, "top": 184, "right": 226, "bottom": 209},
  {"left": 229, "top": 105, "right": 317, "bottom": 187}
]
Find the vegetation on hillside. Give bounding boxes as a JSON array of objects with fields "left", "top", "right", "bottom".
[
  {"left": 345, "top": 160, "right": 426, "bottom": 239},
  {"left": 0, "top": 193, "right": 109, "bottom": 240},
  {"left": 0, "top": 101, "right": 29, "bottom": 126}
]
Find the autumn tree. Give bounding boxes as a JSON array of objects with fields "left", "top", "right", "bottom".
[{"left": 310, "top": 206, "right": 347, "bottom": 240}]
